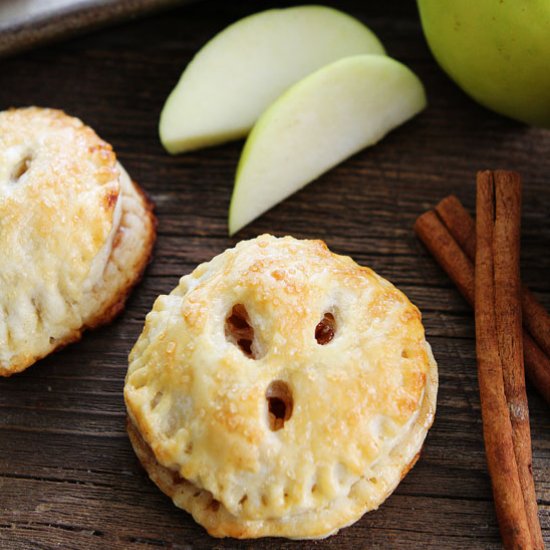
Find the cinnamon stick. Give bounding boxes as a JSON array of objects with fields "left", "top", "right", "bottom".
[
  {"left": 522, "top": 287, "right": 550, "bottom": 358},
  {"left": 475, "top": 171, "right": 534, "bottom": 549},
  {"left": 435, "top": 194, "right": 550, "bottom": 361},
  {"left": 491, "top": 171, "right": 543, "bottom": 549},
  {"left": 413, "top": 210, "right": 475, "bottom": 304},
  {"left": 523, "top": 334, "right": 550, "bottom": 406},
  {"left": 425, "top": 195, "right": 550, "bottom": 405},
  {"left": 435, "top": 194, "right": 476, "bottom": 260},
  {"left": 413, "top": 210, "right": 550, "bottom": 404},
  {"left": 414, "top": 175, "right": 546, "bottom": 549}
]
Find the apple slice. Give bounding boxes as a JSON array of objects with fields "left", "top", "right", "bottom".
[
  {"left": 228, "top": 55, "right": 426, "bottom": 235},
  {"left": 159, "top": 6, "right": 385, "bottom": 154}
]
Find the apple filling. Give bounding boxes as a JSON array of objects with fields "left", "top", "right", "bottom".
[{"left": 81, "top": 166, "right": 124, "bottom": 294}]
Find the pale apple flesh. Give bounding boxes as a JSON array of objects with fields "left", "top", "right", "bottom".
[
  {"left": 228, "top": 55, "right": 426, "bottom": 235},
  {"left": 418, "top": 0, "right": 550, "bottom": 128},
  {"left": 159, "top": 6, "right": 385, "bottom": 154}
]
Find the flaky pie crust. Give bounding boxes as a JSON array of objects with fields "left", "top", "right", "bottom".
[
  {"left": 125, "top": 235, "right": 437, "bottom": 539},
  {"left": 0, "top": 107, "right": 156, "bottom": 375}
]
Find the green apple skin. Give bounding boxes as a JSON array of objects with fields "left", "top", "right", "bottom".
[
  {"left": 159, "top": 6, "right": 385, "bottom": 154},
  {"left": 418, "top": 0, "right": 550, "bottom": 128},
  {"left": 228, "top": 55, "right": 426, "bottom": 236}
]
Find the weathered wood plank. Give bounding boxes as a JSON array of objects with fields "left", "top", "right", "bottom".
[{"left": 0, "top": 0, "right": 549, "bottom": 547}]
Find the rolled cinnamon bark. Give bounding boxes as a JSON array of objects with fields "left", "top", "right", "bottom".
[
  {"left": 522, "top": 287, "right": 550, "bottom": 359},
  {"left": 475, "top": 171, "right": 534, "bottom": 549},
  {"left": 413, "top": 210, "right": 475, "bottom": 303},
  {"left": 414, "top": 175, "right": 546, "bottom": 549},
  {"left": 427, "top": 196, "right": 550, "bottom": 405},
  {"left": 491, "top": 171, "right": 543, "bottom": 549},
  {"left": 435, "top": 194, "right": 550, "bottom": 362},
  {"left": 434, "top": 194, "right": 476, "bottom": 260}
]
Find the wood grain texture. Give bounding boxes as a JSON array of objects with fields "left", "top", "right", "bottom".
[{"left": 0, "top": 1, "right": 549, "bottom": 548}]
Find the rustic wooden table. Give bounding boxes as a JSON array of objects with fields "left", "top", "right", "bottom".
[{"left": 1, "top": 1, "right": 548, "bottom": 548}]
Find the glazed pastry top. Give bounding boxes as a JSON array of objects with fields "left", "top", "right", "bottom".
[
  {"left": 0, "top": 107, "right": 120, "bottom": 371},
  {"left": 125, "top": 235, "right": 436, "bottom": 524}
]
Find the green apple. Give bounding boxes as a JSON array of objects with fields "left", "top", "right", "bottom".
[
  {"left": 418, "top": 0, "right": 550, "bottom": 128},
  {"left": 228, "top": 55, "right": 426, "bottom": 235},
  {"left": 159, "top": 6, "right": 385, "bottom": 154}
]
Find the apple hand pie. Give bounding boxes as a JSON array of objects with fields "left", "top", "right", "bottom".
[
  {"left": 0, "top": 107, "right": 156, "bottom": 376},
  {"left": 125, "top": 235, "right": 437, "bottom": 539}
]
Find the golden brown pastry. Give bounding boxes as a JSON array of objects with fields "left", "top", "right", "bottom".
[
  {"left": 0, "top": 107, "right": 156, "bottom": 375},
  {"left": 125, "top": 235, "right": 437, "bottom": 539}
]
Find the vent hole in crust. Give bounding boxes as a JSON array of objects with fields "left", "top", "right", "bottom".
[
  {"left": 315, "top": 312, "right": 336, "bottom": 345},
  {"left": 401, "top": 349, "right": 412, "bottom": 358},
  {"left": 238, "top": 338, "right": 253, "bottom": 356},
  {"left": 11, "top": 154, "right": 33, "bottom": 182},
  {"left": 266, "top": 380, "right": 293, "bottom": 431},
  {"left": 225, "top": 304, "right": 257, "bottom": 358}
]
